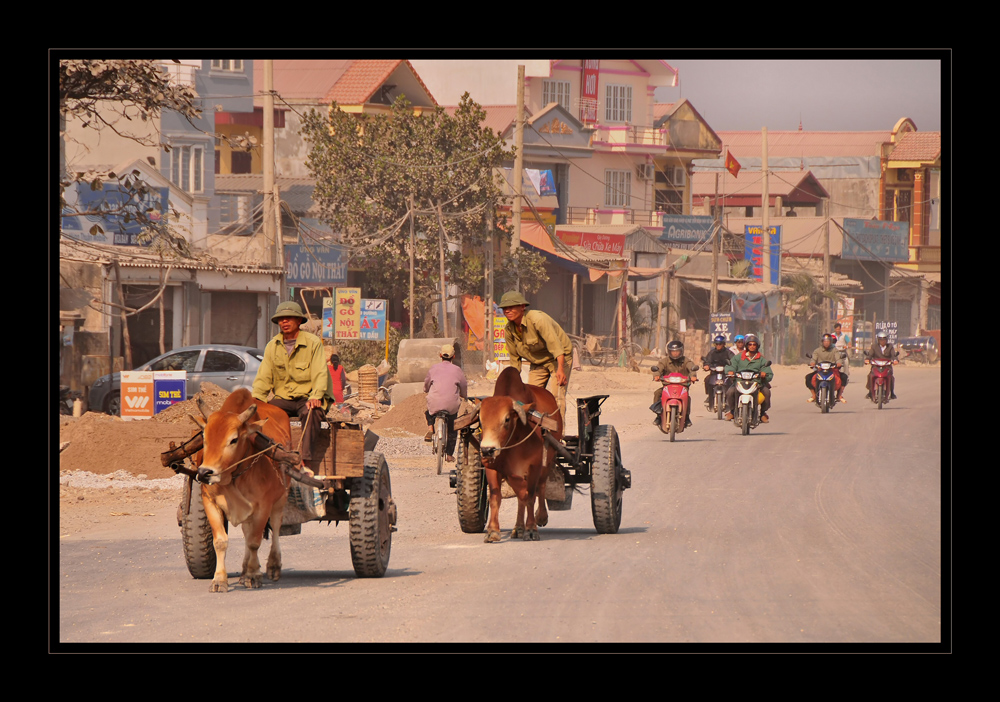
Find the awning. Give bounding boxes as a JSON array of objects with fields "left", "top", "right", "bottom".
[{"left": 519, "top": 221, "right": 623, "bottom": 275}]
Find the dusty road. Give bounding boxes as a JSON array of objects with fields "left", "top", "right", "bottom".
[{"left": 55, "top": 362, "right": 946, "bottom": 649}]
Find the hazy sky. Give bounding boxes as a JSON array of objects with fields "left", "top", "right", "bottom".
[{"left": 654, "top": 58, "right": 943, "bottom": 133}]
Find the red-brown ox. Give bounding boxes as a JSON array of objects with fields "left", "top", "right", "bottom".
[
  {"left": 192, "top": 388, "right": 292, "bottom": 593},
  {"left": 478, "top": 366, "right": 563, "bottom": 543}
]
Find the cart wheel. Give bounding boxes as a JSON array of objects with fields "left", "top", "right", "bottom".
[
  {"left": 349, "top": 452, "right": 393, "bottom": 578},
  {"left": 590, "top": 424, "right": 623, "bottom": 534},
  {"left": 455, "top": 433, "right": 488, "bottom": 533},
  {"left": 180, "top": 477, "right": 218, "bottom": 580}
]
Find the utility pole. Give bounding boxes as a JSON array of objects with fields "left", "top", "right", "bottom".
[
  {"left": 263, "top": 60, "right": 284, "bottom": 305},
  {"left": 824, "top": 206, "right": 831, "bottom": 325},
  {"left": 711, "top": 177, "right": 719, "bottom": 314},
  {"left": 511, "top": 65, "right": 525, "bottom": 256},
  {"left": 761, "top": 126, "right": 770, "bottom": 289},
  {"left": 485, "top": 208, "right": 494, "bottom": 374},
  {"left": 435, "top": 203, "right": 450, "bottom": 338}
]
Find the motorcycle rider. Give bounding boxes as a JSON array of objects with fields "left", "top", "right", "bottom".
[
  {"left": 702, "top": 334, "right": 733, "bottom": 408},
  {"left": 724, "top": 334, "right": 773, "bottom": 423},
  {"left": 806, "top": 333, "right": 847, "bottom": 403},
  {"left": 651, "top": 340, "right": 699, "bottom": 428},
  {"left": 729, "top": 334, "right": 746, "bottom": 358},
  {"left": 865, "top": 330, "right": 898, "bottom": 400}
]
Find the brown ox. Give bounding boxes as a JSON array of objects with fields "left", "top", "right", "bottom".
[
  {"left": 478, "top": 366, "right": 563, "bottom": 542},
  {"left": 192, "top": 388, "right": 292, "bottom": 593}
]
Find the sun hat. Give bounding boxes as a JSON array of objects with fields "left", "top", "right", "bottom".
[
  {"left": 440, "top": 344, "right": 455, "bottom": 359},
  {"left": 498, "top": 291, "right": 530, "bottom": 308},
  {"left": 271, "top": 301, "right": 308, "bottom": 324}
]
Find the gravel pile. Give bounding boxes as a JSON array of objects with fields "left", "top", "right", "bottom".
[{"left": 59, "top": 469, "right": 186, "bottom": 491}]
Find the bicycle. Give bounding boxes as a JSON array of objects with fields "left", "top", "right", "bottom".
[{"left": 430, "top": 410, "right": 450, "bottom": 475}]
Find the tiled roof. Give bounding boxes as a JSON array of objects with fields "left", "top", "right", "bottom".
[
  {"left": 716, "top": 130, "right": 893, "bottom": 159},
  {"left": 888, "top": 131, "right": 940, "bottom": 163},
  {"left": 324, "top": 59, "right": 438, "bottom": 106}
]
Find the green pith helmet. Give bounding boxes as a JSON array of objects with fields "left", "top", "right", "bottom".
[
  {"left": 271, "top": 301, "right": 308, "bottom": 324},
  {"left": 498, "top": 291, "right": 530, "bottom": 308}
]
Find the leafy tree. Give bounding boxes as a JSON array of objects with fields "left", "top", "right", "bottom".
[{"left": 301, "top": 93, "right": 548, "bottom": 335}]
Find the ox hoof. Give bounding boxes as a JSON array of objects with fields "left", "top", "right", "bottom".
[
  {"left": 511, "top": 525, "right": 525, "bottom": 540},
  {"left": 524, "top": 529, "right": 541, "bottom": 541},
  {"left": 267, "top": 564, "right": 282, "bottom": 581},
  {"left": 210, "top": 579, "right": 229, "bottom": 593},
  {"left": 240, "top": 572, "right": 264, "bottom": 589},
  {"left": 484, "top": 530, "right": 502, "bottom": 543}
]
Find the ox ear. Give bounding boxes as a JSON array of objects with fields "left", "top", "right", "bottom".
[
  {"left": 237, "top": 403, "right": 257, "bottom": 426},
  {"left": 247, "top": 417, "right": 269, "bottom": 435},
  {"left": 190, "top": 413, "right": 207, "bottom": 430}
]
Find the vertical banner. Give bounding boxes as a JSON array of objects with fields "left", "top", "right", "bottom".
[
  {"left": 359, "top": 299, "right": 387, "bottom": 341},
  {"left": 493, "top": 316, "right": 509, "bottom": 363},
  {"left": 335, "top": 287, "right": 361, "bottom": 340},
  {"left": 744, "top": 225, "right": 781, "bottom": 285},
  {"left": 119, "top": 371, "right": 154, "bottom": 420},
  {"left": 581, "top": 60, "right": 600, "bottom": 124},
  {"left": 322, "top": 297, "right": 334, "bottom": 340}
]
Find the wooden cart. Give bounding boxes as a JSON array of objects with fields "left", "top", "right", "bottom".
[
  {"left": 448, "top": 394, "right": 631, "bottom": 535},
  {"left": 164, "top": 418, "right": 396, "bottom": 581}
]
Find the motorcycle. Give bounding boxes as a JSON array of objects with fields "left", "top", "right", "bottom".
[
  {"left": 730, "top": 362, "right": 770, "bottom": 436},
  {"left": 864, "top": 351, "right": 897, "bottom": 410},
  {"left": 703, "top": 359, "right": 729, "bottom": 420},
  {"left": 651, "top": 367, "right": 691, "bottom": 442},
  {"left": 805, "top": 354, "right": 839, "bottom": 414}
]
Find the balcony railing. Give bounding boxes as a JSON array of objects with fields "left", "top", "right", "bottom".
[
  {"left": 566, "top": 207, "right": 665, "bottom": 227},
  {"left": 908, "top": 245, "right": 941, "bottom": 264},
  {"left": 592, "top": 124, "right": 667, "bottom": 148}
]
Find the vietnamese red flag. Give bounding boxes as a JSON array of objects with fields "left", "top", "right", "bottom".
[{"left": 725, "top": 150, "right": 741, "bottom": 178}]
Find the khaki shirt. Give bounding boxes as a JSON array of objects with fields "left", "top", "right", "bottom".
[
  {"left": 252, "top": 330, "right": 334, "bottom": 408},
  {"left": 505, "top": 309, "right": 573, "bottom": 372}
]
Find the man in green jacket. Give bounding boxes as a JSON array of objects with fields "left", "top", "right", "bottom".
[
  {"left": 723, "top": 334, "right": 773, "bottom": 422},
  {"left": 252, "top": 301, "right": 334, "bottom": 473},
  {"left": 499, "top": 290, "right": 573, "bottom": 422}
]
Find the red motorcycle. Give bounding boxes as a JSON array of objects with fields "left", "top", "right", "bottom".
[
  {"left": 652, "top": 368, "right": 691, "bottom": 442},
  {"left": 865, "top": 352, "right": 897, "bottom": 410}
]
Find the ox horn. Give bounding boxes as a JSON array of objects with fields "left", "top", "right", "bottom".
[
  {"left": 237, "top": 403, "right": 257, "bottom": 425},
  {"left": 512, "top": 402, "right": 528, "bottom": 425},
  {"left": 197, "top": 396, "right": 212, "bottom": 420}
]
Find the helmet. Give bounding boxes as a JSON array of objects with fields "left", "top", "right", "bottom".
[
  {"left": 714, "top": 335, "right": 726, "bottom": 344},
  {"left": 271, "top": 301, "right": 308, "bottom": 324},
  {"left": 744, "top": 334, "right": 759, "bottom": 347},
  {"left": 666, "top": 340, "right": 684, "bottom": 356},
  {"left": 822, "top": 333, "right": 834, "bottom": 343},
  {"left": 876, "top": 330, "right": 888, "bottom": 339},
  {"left": 734, "top": 334, "right": 745, "bottom": 343}
]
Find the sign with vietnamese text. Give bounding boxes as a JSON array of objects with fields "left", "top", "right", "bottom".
[
  {"left": 874, "top": 320, "right": 899, "bottom": 346},
  {"left": 581, "top": 60, "right": 600, "bottom": 124},
  {"left": 556, "top": 229, "right": 625, "bottom": 256},
  {"left": 359, "top": 299, "right": 387, "bottom": 341},
  {"left": 744, "top": 225, "right": 781, "bottom": 285},
  {"left": 322, "top": 297, "right": 334, "bottom": 340},
  {"left": 660, "top": 215, "right": 714, "bottom": 249},
  {"left": 120, "top": 371, "right": 154, "bottom": 420},
  {"left": 841, "top": 218, "right": 909, "bottom": 262},
  {"left": 493, "top": 316, "right": 509, "bottom": 363},
  {"left": 334, "top": 287, "right": 361, "bottom": 340},
  {"left": 153, "top": 371, "right": 187, "bottom": 414},
  {"left": 285, "top": 244, "right": 348, "bottom": 286},
  {"left": 710, "top": 312, "right": 734, "bottom": 343}
]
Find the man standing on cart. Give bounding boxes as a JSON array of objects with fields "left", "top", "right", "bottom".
[
  {"left": 252, "top": 301, "right": 334, "bottom": 475},
  {"left": 498, "top": 290, "right": 573, "bottom": 424}
]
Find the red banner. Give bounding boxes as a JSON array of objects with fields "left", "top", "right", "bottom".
[
  {"left": 581, "top": 60, "right": 599, "bottom": 124},
  {"left": 556, "top": 229, "right": 624, "bottom": 255}
]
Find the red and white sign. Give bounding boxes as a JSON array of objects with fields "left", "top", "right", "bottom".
[
  {"left": 581, "top": 60, "right": 599, "bottom": 124},
  {"left": 556, "top": 229, "right": 625, "bottom": 256}
]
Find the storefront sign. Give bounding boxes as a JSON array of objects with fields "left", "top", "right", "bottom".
[
  {"left": 841, "top": 218, "right": 909, "bottom": 262},
  {"left": 284, "top": 244, "right": 348, "bottom": 285},
  {"left": 359, "top": 299, "right": 387, "bottom": 341},
  {"left": 120, "top": 371, "right": 154, "bottom": 420},
  {"left": 61, "top": 182, "right": 170, "bottom": 246},
  {"left": 334, "top": 287, "right": 361, "bottom": 340},
  {"left": 153, "top": 371, "right": 187, "bottom": 414},
  {"left": 556, "top": 229, "right": 625, "bottom": 255},
  {"left": 493, "top": 316, "right": 509, "bottom": 363},
  {"left": 710, "top": 312, "right": 734, "bottom": 342},
  {"left": 661, "top": 215, "right": 715, "bottom": 248}
]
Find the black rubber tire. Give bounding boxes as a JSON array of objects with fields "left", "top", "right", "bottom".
[
  {"left": 455, "top": 434, "right": 488, "bottom": 533},
  {"left": 107, "top": 391, "right": 121, "bottom": 417},
  {"left": 668, "top": 406, "right": 677, "bottom": 442},
  {"left": 716, "top": 388, "right": 724, "bottom": 420},
  {"left": 740, "top": 404, "right": 750, "bottom": 436},
  {"left": 180, "top": 477, "right": 217, "bottom": 580},
  {"left": 434, "top": 416, "right": 446, "bottom": 475},
  {"left": 820, "top": 387, "right": 829, "bottom": 414},
  {"left": 349, "top": 452, "right": 392, "bottom": 578},
  {"left": 877, "top": 385, "right": 885, "bottom": 410},
  {"left": 590, "top": 425, "right": 623, "bottom": 534}
]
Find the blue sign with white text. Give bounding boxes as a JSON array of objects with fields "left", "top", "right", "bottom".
[
  {"left": 660, "top": 215, "right": 714, "bottom": 248},
  {"left": 285, "top": 244, "right": 348, "bottom": 286},
  {"left": 61, "top": 181, "right": 170, "bottom": 246},
  {"left": 842, "top": 219, "right": 909, "bottom": 262}
]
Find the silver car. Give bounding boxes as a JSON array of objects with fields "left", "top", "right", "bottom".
[{"left": 88, "top": 345, "right": 265, "bottom": 416}]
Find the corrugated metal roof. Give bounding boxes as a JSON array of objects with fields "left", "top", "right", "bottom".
[
  {"left": 691, "top": 170, "right": 829, "bottom": 202},
  {"left": 888, "top": 131, "right": 941, "bottom": 163},
  {"left": 716, "top": 130, "right": 892, "bottom": 159},
  {"left": 60, "top": 240, "right": 285, "bottom": 274}
]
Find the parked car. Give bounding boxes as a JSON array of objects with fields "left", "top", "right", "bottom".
[{"left": 88, "top": 345, "right": 265, "bottom": 416}]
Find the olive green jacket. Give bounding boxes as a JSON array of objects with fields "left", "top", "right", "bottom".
[
  {"left": 252, "top": 331, "right": 333, "bottom": 409},
  {"left": 505, "top": 309, "right": 573, "bottom": 372}
]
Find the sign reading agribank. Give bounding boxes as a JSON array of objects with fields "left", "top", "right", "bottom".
[
  {"left": 284, "top": 244, "right": 348, "bottom": 286},
  {"left": 841, "top": 218, "right": 909, "bottom": 262},
  {"left": 660, "top": 215, "right": 714, "bottom": 248}
]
